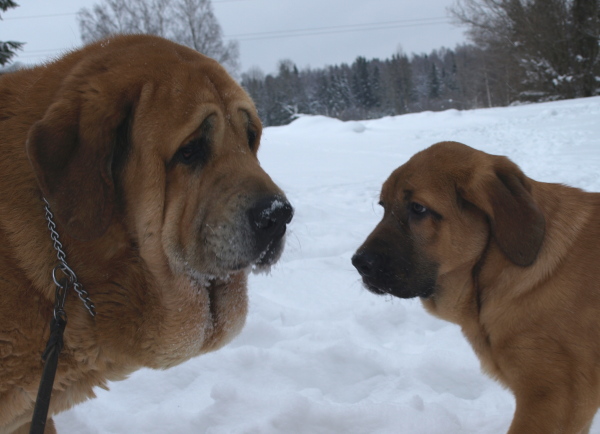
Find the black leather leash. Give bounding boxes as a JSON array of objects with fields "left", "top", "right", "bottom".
[
  {"left": 29, "top": 199, "right": 96, "bottom": 434},
  {"left": 29, "top": 277, "right": 68, "bottom": 434}
]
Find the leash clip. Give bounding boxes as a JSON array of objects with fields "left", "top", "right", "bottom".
[{"left": 51, "top": 268, "right": 69, "bottom": 323}]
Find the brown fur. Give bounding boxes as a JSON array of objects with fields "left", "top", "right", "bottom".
[
  {"left": 353, "top": 141, "right": 600, "bottom": 434},
  {"left": 0, "top": 35, "right": 292, "bottom": 433}
]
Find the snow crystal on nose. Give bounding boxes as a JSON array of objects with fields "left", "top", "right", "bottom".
[{"left": 260, "top": 199, "right": 286, "bottom": 218}]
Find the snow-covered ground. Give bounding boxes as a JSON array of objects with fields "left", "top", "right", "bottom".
[{"left": 56, "top": 96, "right": 600, "bottom": 433}]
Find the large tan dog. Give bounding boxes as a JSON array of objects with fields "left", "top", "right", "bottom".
[
  {"left": 352, "top": 141, "right": 600, "bottom": 433},
  {"left": 0, "top": 35, "right": 292, "bottom": 433}
]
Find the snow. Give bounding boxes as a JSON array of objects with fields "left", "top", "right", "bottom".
[
  {"left": 258, "top": 198, "right": 288, "bottom": 219},
  {"left": 56, "top": 96, "right": 600, "bottom": 433}
]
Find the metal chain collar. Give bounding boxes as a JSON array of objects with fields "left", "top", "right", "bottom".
[{"left": 43, "top": 198, "right": 96, "bottom": 317}]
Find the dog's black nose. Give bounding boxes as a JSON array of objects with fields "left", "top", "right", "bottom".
[
  {"left": 352, "top": 250, "right": 378, "bottom": 278},
  {"left": 248, "top": 196, "right": 293, "bottom": 247}
]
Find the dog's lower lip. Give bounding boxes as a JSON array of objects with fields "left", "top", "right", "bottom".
[
  {"left": 187, "top": 271, "right": 229, "bottom": 288},
  {"left": 362, "top": 279, "right": 388, "bottom": 295},
  {"left": 253, "top": 252, "right": 274, "bottom": 269},
  {"left": 255, "top": 236, "right": 285, "bottom": 267},
  {"left": 226, "top": 246, "right": 280, "bottom": 272}
]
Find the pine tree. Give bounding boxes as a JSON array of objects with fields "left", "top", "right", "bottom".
[
  {"left": 571, "top": 0, "right": 600, "bottom": 97},
  {"left": 428, "top": 63, "right": 440, "bottom": 99},
  {"left": 0, "top": 0, "right": 24, "bottom": 66},
  {"left": 387, "top": 53, "right": 414, "bottom": 115},
  {"left": 312, "top": 71, "right": 332, "bottom": 116},
  {"left": 328, "top": 65, "right": 353, "bottom": 118},
  {"left": 241, "top": 67, "right": 267, "bottom": 119},
  {"left": 352, "top": 56, "right": 376, "bottom": 112}
]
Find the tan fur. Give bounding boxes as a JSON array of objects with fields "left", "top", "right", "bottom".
[
  {"left": 354, "top": 141, "right": 600, "bottom": 434},
  {"left": 0, "top": 35, "right": 290, "bottom": 433}
]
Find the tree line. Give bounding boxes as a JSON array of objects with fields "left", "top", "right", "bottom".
[
  {"left": 242, "top": 0, "right": 599, "bottom": 126},
  {"left": 241, "top": 46, "right": 502, "bottom": 126},
  {"left": 2, "top": 0, "right": 598, "bottom": 125}
]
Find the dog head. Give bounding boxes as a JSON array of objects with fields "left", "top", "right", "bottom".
[
  {"left": 26, "top": 35, "right": 293, "bottom": 291},
  {"left": 352, "top": 141, "right": 545, "bottom": 299}
]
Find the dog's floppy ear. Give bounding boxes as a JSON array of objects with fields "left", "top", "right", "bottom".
[
  {"left": 460, "top": 157, "right": 545, "bottom": 266},
  {"left": 27, "top": 86, "right": 132, "bottom": 240}
]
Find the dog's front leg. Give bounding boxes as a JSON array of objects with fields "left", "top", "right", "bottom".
[{"left": 508, "top": 388, "right": 597, "bottom": 434}]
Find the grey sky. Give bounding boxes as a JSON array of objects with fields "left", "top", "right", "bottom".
[{"left": 3, "top": 0, "right": 467, "bottom": 74}]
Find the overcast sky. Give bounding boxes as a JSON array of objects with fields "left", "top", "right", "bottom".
[{"left": 2, "top": 0, "right": 468, "bottom": 74}]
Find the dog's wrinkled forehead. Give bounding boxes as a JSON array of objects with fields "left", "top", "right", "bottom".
[
  {"left": 383, "top": 141, "right": 489, "bottom": 200},
  {"left": 129, "top": 62, "right": 259, "bottom": 158},
  {"left": 112, "top": 38, "right": 254, "bottom": 116},
  {"left": 382, "top": 160, "right": 453, "bottom": 202}
]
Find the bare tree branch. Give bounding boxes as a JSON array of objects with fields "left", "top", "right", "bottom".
[{"left": 77, "top": 0, "right": 239, "bottom": 75}]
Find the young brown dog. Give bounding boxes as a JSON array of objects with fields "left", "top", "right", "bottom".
[
  {"left": 353, "top": 141, "right": 600, "bottom": 434},
  {"left": 0, "top": 35, "right": 292, "bottom": 433}
]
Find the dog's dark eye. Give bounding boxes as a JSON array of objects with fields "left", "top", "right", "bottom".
[
  {"left": 247, "top": 128, "right": 258, "bottom": 151},
  {"left": 176, "top": 136, "right": 210, "bottom": 166},
  {"left": 411, "top": 202, "right": 428, "bottom": 214}
]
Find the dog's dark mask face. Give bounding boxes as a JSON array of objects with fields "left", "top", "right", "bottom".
[
  {"left": 352, "top": 200, "right": 439, "bottom": 299},
  {"left": 352, "top": 141, "right": 546, "bottom": 301}
]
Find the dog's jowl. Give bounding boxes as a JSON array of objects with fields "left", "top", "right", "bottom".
[
  {"left": 0, "top": 35, "right": 292, "bottom": 433},
  {"left": 353, "top": 141, "right": 600, "bottom": 434}
]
